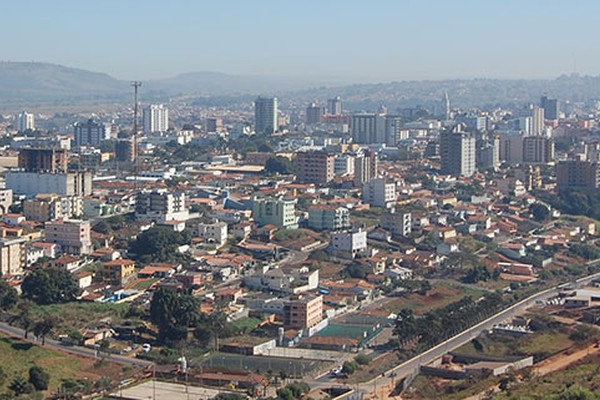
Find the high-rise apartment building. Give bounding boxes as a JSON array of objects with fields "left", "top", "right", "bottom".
[
  {"left": 143, "top": 104, "right": 169, "bottom": 134},
  {"left": 295, "top": 151, "right": 334, "bottom": 185},
  {"left": 305, "top": 102, "right": 324, "bottom": 125},
  {"left": 523, "top": 136, "right": 554, "bottom": 164},
  {"left": 17, "top": 111, "right": 35, "bottom": 132},
  {"left": 252, "top": 197, "right": 298, "bottom": 229},
  {"left": 351, "top": 113, "right": 385, "bottom": 144},
  {"left": 74, "top": 119, "right": 110, "bottom": 147},
  {"left": 541, "top": 95, "right": 559, "bottom": 120},
  {"left": 327, "top": 96, "right": 342, "bottom": 115},
  {"left": 354, "top": 150, "right": 378, "bottom": 186},
  {"left": 381, "top": 208, "right": 412, "bottom": 237},
  {"left": 440, "top": 126, "right": 476, "bottom": 177},
  {"left": 530, "top": 106, "right": 545, "bottom": 136},
  {"left": 18, "top": 148, "right": 68, "bottom": 173},
  {"left": 556, "top": 159, "right": 600, "bottom": 191},
  {"left": 135, "top": 190, "right": 189, "bottom": 222},
  {"left": 205, "top": 117, "right": 223, "bottom": 133},
  {"left": 254, "top": 97, "right": 278, "bottom": 134},
  {"left": 308, "top": 205, "right": 350, "bottom": 231},
  {"left": 362, "top": 178, "right": 396, "bottom": 208},
  {"left": 45, "top": 219, "right": 92, "bottom": 255}
]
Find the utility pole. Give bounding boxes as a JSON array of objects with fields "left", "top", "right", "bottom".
[{"left": 131, "top": 81, "right": 142, "bottom": 190}]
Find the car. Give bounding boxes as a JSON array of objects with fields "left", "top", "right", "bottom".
[{"left": 142, "top": 343, "right": 152, "bottom": 353}]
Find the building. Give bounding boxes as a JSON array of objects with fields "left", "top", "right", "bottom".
[
  {"left": 295, "top": 151, "right": 334, "bottom": 185},
  {"left": 80, "top": 149, "right": 111, "bottom": 171},
  {"left": 306, "top": 102, "right": 324, "bottom": 125},
  {"left": 190, "top": 220, "right": 228, "bottom": 245},
  {"left": 135, "top": 190, "right": 189, "bottom": 222},
  {"left": 254, "top": 97, "right": 278, "bottom": 134},
  {"left": 384, "top": 115, "right": 404, "bottom": 146},
  {"left": 477, "top": 136, "right": 500, "bottom": 170},
  {"left": 101, "top": 259, "right": 136, "bottom": 286},
  {"left": 556, "top": 159, "right": 600, "bottom": 191},
  {"left": 283, "top": 294, "right": 323, "bottom": 330},
  {"left": 116, "top": 139, "right": 136, "bottom": 162},
  {"left": 6, "top": 171, "right": 92, "bottom": 197},
  {"left": 17, "top": 111, "right": 35, "bottom": 132},
  {"left": 0, "top": 238, "right": 25, "bottom": 275},
  {"left": 18, "top": 148, "right": 68, "bottom": 173},
  {"left": 206, "top": 117, "right": 222, "bottom": 133},
  {"left": 252, "top": 197, "right": 298, "bottom": 229},
  {"left": 530, "top": 106, "right": 545, "bottom": 136},
  {"left": 354, "top": 150, "right": 378, "bottom": 186},
  {"left": 362, "top": 178, "right": 396, "bottom": 208},
  {"left": 523, "top": 136, "right": 554, "bottom": 164},
  {"left": 23, "top": 194, "right": 82, "bottom": 222},
  {"left": 541, "top": 95, "right": 559, "bottom": 120},
  {"left": 45, "top": 219, "right": 92, "bottom": 255},
  {"left": 327, "top": 96, "right": 342, "bottom": 115},
  {"left": 0, "top": 189, "right": 12, "bottom": 215},
  {"left": 74, "top": 119, "right": 110, "bottom": 147},
  {"left": 143, "top": 104, "right": 169, "bottom": 134},
  {"left": 499, "top": 131, "right": 524, "bottom": 164},
  {"left": 308, "top": 205, "right": 350, "bottom": 231},
  {"left": 381, "top": 208, "right": 411, "bottom": 237},
  {"left": 440, "top": 125, "right": 476, "bottom": 177},
  {"left": 330, "top": 229, "right": 367, "bottom": 259},
  {"left": 352, "top": 113, "right": 385, "bottom": 144}
]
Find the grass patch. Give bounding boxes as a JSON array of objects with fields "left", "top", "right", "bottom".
[
  {"left": 130, "top": 278, "right": 160, "bottom": 291},
  {"left": 27, "top": 302, "right": 130, "bottom": 334},
  {"left": 230, "top": 317, "right": 262, "bottom": 334}
]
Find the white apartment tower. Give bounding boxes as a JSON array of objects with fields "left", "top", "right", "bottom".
[
  {"left": 143, "top": 104, "right": 169, "bottom": 134},
  {"left": 254, "top": 97, "right": 278, "bottom": 134},
  {"left": 440, "top": 125, "right": 476, "bottom": 177},
  {"left": 17, "top": 111, "right": 35, "bottom": 132}
]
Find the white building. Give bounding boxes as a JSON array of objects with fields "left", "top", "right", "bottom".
[
  {"left": 330, "top": 229, "right": 367, "bottom": 259},
  {"left": 334, "top": 154, "right": 355, "bottom": 176},
  {"left": 362, "top": 178, "right": 396, "bottom": 208},
  {"left": 6, "top": 171, "right": 92, "bottom": 197},
  {"left": 143, "top": 104, "right": 169, "bottom": 134},
  {"left": 254, "top": 97, "right": 278, "bottom": 134},
  {"left": 190, "top": 220, "right": 228, "bottom": 245},
  {"left": 135, "top": 190, "right": 189, "bottom": 222},
  {"left": 380, "top": 208, "right": 411, "bottom": 237},
  {"left": 17, "top": 111, "right": 35, "bottom": 132},
  {"left": 45, "top": 219, "right": 92, "bottom": 255}
]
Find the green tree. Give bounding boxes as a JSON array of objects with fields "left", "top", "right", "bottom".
[
  {"left": 28, "top": 366, "right": 50, "bottom": 391},
  {"left": 354, "top": 353, "right": 371, "bottom": 365},
  {"left": 265, "top": 156, "right": 294, "bottom": 175},
  {"left": 341, "top": 361, "right": 358, "bottom": 375},
  {"left": 530, "top": 203, "right": 551, "bottom": 222},
  {"left": 33, "top": 317, "right": 55, "bottom": 345},
  {"left": 276, "top": 387, "right": 294, "bottom": 400},
  {"left": 557, "top": 387, "right": 597, "bottom": 400},
  {"left": 9, "top": 376, "right": 33, "bottom": 396},
  {"left": 129, "top": 226, "right": 191, "bottom": 263},
  {"left": 21, "top": 267, "right": 78, "bottom": 305},
  {"left": 150, "top": 288, "right": 201, "bottom": 342},
  {"left": 0, "top": 279, "right": 18, "bottom": 310}
]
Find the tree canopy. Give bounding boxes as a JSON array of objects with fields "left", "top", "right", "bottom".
[
  {"left": 0, "top": 280, "right": 18, "bottom": 310},
  {"left": 129, "top": 226, "right": 191, "bottom": 263},
  {"left": 150, "top": 288, "right": 201, "bottom": 342},
  {"left": 21, "top": 267, "right": 78, "bottom": 305}
]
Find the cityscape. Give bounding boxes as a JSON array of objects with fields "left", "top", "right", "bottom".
[{"left": 2, "top": 2, "right": 600, "bottom": 400}]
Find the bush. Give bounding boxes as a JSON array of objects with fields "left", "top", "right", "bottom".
[
  {"left": 342, "top": 361, "right": 358, "bottom": 375},
  {"left": 29, "top": 366, "right": 50, "bottom": 391},
  {"left": 354, "top": 353, "right": 372, "bottom": 365}
]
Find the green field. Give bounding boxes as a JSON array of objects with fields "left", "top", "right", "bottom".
[{"left": 26, "top": 302, "right": 130, "bottom": 333}]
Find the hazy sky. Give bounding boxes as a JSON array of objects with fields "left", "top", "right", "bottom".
[{"left": 3, "top": 0, "right": 599, "bottom": 82}]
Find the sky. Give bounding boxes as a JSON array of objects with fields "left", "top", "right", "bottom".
[{"left": 2, "top": 0, "right": 600, "bottom": 82}]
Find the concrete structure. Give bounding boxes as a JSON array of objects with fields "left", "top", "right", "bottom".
[
  {"left": 101, "top": 259, "right": 136, "bottom": 286},
  {"left": 205, "top": 117, "right": 223, "bottom": 133},
  {"left": 531, "top": 106, "right": 545, "bottom": 136},
  {"left": 190, "top": 220, "right": 228, "bottom": 245},
  {"left": 381, "top": 208, "right": 411, "bottom": 237},
  {"left": 327, "top": 96, "right": 342, "bottom": 115},
  {"left": 6, "top": 171, "right": 92, "bottom": 197},
  {"left": 556, "top": 159, "right": 600, "bottom": 191},
  {"left": 135, "top": 190, "right": 189, "bottom": 222},
  {"left": 295, "top": 150, "right": 334, "bottom": 185},
  {"left": 352, "top": 113, "right": 385, "bottom": 144},
  {"left": 0, "top": 189, "right": 12, "bottom": 215},
  {"left": 244, "top": 266, "right": 319, "bottom": 294},
  {"left": 354, "top": 150, "right": 378, "bottom": 186},
  {"left": 252, "top": 197, "right": 298, "bottom": 229},
  {"left": 74, "top": 119, "right": 110, "bottom": 147},
  {"left": 18, "top": 148, "right": 68, "bottom": 173},
  {"left": 45, "top": 219, "right": 92, "bottom": 255},
  {"left": 23, "top": 194, "right": 82, "bottom": 222},
  {"left": 541, "top": 95, "right": 559, "bottom": 120},
  {"left": 143, "top": 104, "right": 169, "bottom": 134},
  {"left": 362, "top": 178, "right": 396, "bottom": 208},
  {"left": 283, "top": 294, "right": 323, "bottom": 330},
  {"left": 254, "top": 97, "right": 278, "bottom": 134},
  {"left": 440, "top": 126, "right": 476, "bottom": 177},
  {"left": 17, "top": 111, "right": 35, "bottom": 132},
  {"left": 334, "top": 154, "right": 355, "bottom": 176},
  {"left": 0, "top": 238, "right": 25, "bottom": 275},
  {"left": 499, "top": 131, "right": 524, "bottom": 164},
  {"left": 305, "top": 102, "right": 324, "bottom": 124},
  {"left": 116, "top": 139, "right": 136, "bottom": 162},
  {"left": 308, "top": 205, "right": 350, "bottom": 231},
  {"left": 523, "top": 136, "right": 554, "bottom": 164},
  {"left": 330, "top": 229, "right": 367, "bottom": 259}
]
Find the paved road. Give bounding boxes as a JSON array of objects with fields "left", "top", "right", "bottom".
[
  {"left": 322, "top": 270, "right": 600, "bottom": 399},
  {"left": 0, "top": 321, "right": 152, "bottom": 368}
]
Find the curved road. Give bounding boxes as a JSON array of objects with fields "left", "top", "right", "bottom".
[
  {"left": 327, "top": 270, "right": 600, "bottom": 399},
  {"left": 0, "top": 321, "right": 152, "bottom": 368}
]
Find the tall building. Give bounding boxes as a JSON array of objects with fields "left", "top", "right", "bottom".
[
  {"left": 143, "top": 104, "right": 169, "bottom": 134},
  {"left": 252, "top": 197, "right": 298, "bottom": 229},
  {"left": 530, "top": 106, "right": 545, "bottom": 136},
  {"left": 254, "top": 97, "right": 278, "bottom": 134},
  {"left": 440, "top": 125, "right": 476, "bottom": 177},
  {"left": 351, "top": 113, "right": 386, "bottom": 144},
  {"left": 135, "top": 190, "right": 189, "bottom": 222},
  {"left": 443, "top": 91, "right": 451, "bottom": 120},
  {"left": 17, "top": 111, "right": 35, "bottom": 132},
  {"left": 74, "top": 119, "right": 110, "bottom": 147},
  {"left": 18, "top": 148, "right": 68, "bottom": 173},
  {"left": 206, "top": 117, "right": 223, "bottom": 133},
  {"left": 541, "top": 95, "right": 559, "bottom": 120},
  {"left": 305, "top": 102, "right": 324, "bottom": 125},
  {"left": 523, "top": 136, "right": 554, "bottom": 164},
  {"left": 23, "top": 194, "right": 82, "bottom": 222},
  {"left": 327, "top": 96, "right": 342, "bottom": 115},
  {"left": 362, "top": 178, "right": 396, "bottom": 208},
  {"left": 283, "top": 294, "right": 323, "bottom": 330},
  {"left": 354, "top": 150, "right": 378, "bottom": 186},
  {"left": 6, "top": 171, "right": 92, "bottom": 197},
  {"left": 45, "top": 219, "right": 92, "bottom": 255},
  {"left": 0, "top": 238, "right": 26, "bottom": 275},
  {"left": 308, "top": 205, "right": 350, "bottom": 232},
  {"left": 499, "top": 131, "right": 524, "bottom": 164},
  {"left": 384, "top": 116, "right": 404, "bottom": 146},
  {"left": 556, "top": 159, "right": 600, "bottom": 191},
  {"left": 116, "top": 139, "right": 136, "bottom": 162},
  {"left": 295, "top": 151, "right": 334, "bottom": 185},
  {"left": 381, "top": 208, "right": 412, "bottom": 237}
]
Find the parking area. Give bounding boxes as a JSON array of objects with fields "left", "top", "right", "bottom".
[{"left": 114, "top": 380, "right": 232, "bottom": 400}]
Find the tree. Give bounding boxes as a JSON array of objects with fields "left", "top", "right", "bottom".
[
  {"left": 530, "top": 203, "right": 551, "bottom": 222},
  {"left": 33, "top": 317, "right": 55, "bottom": 345},
  {"left": 0, "top": 279, "right": 18, "bottom": 310},
  {"left": 129, "top": 226, "right": 191, "bottom": 263},
  {"left": 28, "top": 366, "right": 50, "bottom": 391},
  {"left": 265, "top": 156, "right": 294, "bottom": 175},
  {"left": 341, "top": 361, "right": 358, "bottom": 375},
  {"left": 21, "top": 267, "right": 78, "bottom": 305},
  {"left": 150, "top": 288, "right": 201, "bottom": 342},
  {"left": 345, "top": 263, "right": 371, "bottom": 279},
  {"left": 9, "top": 376, "right": 33, "bottom": 396},
  {"left": 354, "top": 353, "right": 372, "bottom": 365},
  {"left": 276, "top": 387, "right": 294, "bottom": 400}
]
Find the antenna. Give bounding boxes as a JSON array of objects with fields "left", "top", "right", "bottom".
[{"left": 131, "top": 81, "right": 142, "bottom": 190}]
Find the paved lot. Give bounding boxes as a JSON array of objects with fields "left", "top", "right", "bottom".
[{"left": 115, "top": 380, "right": 232, "bottom": 400}]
